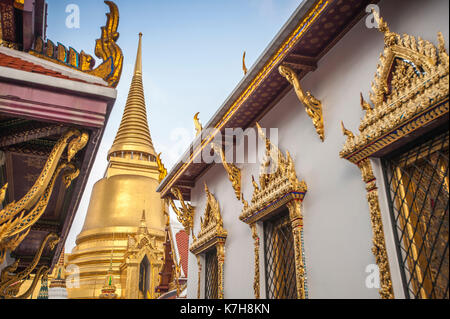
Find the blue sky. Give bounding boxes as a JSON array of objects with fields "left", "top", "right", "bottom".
[{"left": 46, "top": 0, "right": 303, "bottom": 252}]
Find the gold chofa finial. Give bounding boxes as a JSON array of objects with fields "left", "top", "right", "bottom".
[
  {"left": 243, "top": 51, "right": 248, "bottom": 75},
  {"left": 194, "top": 112, "right": 203, "bottom": 137}
]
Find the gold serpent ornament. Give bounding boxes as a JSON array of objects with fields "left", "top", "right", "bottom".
[
  {"left": 29, "top": 1, "right": 123, "bottom": 88},
  {"left": 0, "top": 130, "right": 88, "bottom": 264},
  {"left": 167, "top": 187, "right": 195, "bottom": 239},
  {"left": 211, "top": 143, "right": 241, "bottom": 201},
  {"left": 0, "top": 233, "right": 59, "bottom": 299},
  {"left": 278, "top": 64, "right": 324, "bottom": 141}
]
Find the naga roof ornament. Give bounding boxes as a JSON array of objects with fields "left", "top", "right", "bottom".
[{"left": 29, "top": 1, "right": 123, "bottom": 88}]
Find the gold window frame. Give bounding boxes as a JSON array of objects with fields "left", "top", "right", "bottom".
[
  {"left": 240, "top": 123, "right": 308, "bottom": 299},
  {"left": 339, "top": 11, "right": 449, "bottom": 299},
  {"left": 189, "top": 183, "right": 227, "bottom": 299}
]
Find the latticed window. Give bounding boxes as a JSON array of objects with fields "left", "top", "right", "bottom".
[
  {"left": 264, "top": 210, "right": 297, "bottom": 299},
  {"left": 204, "top": 247, "right": 218, "bottom": 299},
  {"left": 383, "top": 128, "right": 449, "bottom": 299}
]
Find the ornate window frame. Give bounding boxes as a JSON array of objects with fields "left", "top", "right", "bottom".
[
  {"left": 189, "top": 183, "right": 227, "bottom": 299},
  {"left": 339, "top": 11, "right": 449, "bottom": 299},
  {"left": 240, "top": 123, "right": 308, "bottom": 299},
  {"left": 120, "top": 213, "right": 165, "bottom": 299}
]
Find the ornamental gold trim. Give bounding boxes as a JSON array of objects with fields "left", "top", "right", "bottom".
[
  {"left": 250, "top": 223, "right": 260, "bottom": 299},
  {"left": 279, "top": 64, "right": 324, "bottom": 141},
  {"left": 358, "top": 159, "right": 394, "bottom": 299},
  {"left": 190, "top": 183, "right": 227, "bottom": 299},
  {"left": 241, "top": 123, "right": 308, "bottom": 299},
  {"left": 29, "top": 1, "right": 123, "bottom": 87},
  {"left": 0, "top": 130, "right": 88, "bottom": 264}
]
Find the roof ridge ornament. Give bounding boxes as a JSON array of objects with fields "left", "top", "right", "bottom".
[
  {"left": 193, "top": 112, "right": 203, "bottom": 137},
  {"left": 30, "top": 1, "right": 123, "bottom": 88},
  {"left": 243, "top": 51, "right": 248, "bottom": 75}
]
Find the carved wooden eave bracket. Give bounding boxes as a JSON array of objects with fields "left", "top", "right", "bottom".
[
  {"left": 339, "top": 12, "right": 449, "bottom": 300},
  {"left": 0, "top": 129, "right": 88, "bottom": 265},
  {"left": 190, "top": 183, "right": 227, "bottom": 299},
  {"left": 29, "top": 1, "right": 123, "bottom": 88},
  {"left": 278, "top": 64, "right": 324, "bottom": 142}
]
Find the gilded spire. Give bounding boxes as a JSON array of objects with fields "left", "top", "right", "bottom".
[{"left": 108, "top": 33, "right": 156, "bottom": 160}]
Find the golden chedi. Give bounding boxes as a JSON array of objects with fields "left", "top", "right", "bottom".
[{"left": 67, "top": 33, "right": 166, "bottom": 299}]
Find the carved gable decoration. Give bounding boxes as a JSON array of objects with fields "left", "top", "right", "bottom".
[
  {"left": 189, "top": 184, "right": 227, "bottom": 255},
  {"left": 240, "top": 123, "right": 307, "bottom": 224},
  {"left": 340, "top": 11, "right": 449, "bottom": 164}
]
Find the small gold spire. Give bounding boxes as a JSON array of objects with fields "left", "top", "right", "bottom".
[
  {"left": 134, "top": 33, "right": 143, "bottom": 75},
  {"left": 108, "top": 32, "right": 156, "bottom": 160}
]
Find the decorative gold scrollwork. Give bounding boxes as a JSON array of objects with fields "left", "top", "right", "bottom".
[
  {"left": 0, "top": 130, "right": 88, "bottom": 264},
  {"left": 278, "top": 64, "right": 324, "bottom": 141},
  {"left": 0, "top": 233, "right": 59, "bottom": 299},
  {"left": 211, "top": 143, "right": 241, "bottom": 201}
]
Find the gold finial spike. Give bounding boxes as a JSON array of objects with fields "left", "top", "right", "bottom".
[
  {"left": 134, "top": 33, "right": 143, "bottom": 76},
  {"left": 243, "top": 51, "right": 248, "bottom": 75},
  {"left": 360, "top": 92, "right": 373, "bottom": 113},
  {"left": 194, "top": 112, "right": 203, "bottom": 137},
  {"left": 341, "top": 121, "right": 355, "bottom": 140},
  {"left": 108, "top": 32, "right": 156, "bottom": 160}
]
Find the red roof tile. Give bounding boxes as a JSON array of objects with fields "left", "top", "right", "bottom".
[{"left": 175, "top": 230, "right": 189, "bottom": 277}]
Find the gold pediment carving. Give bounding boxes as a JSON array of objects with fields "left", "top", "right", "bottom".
[
  {"left": 189, "top": 183, "right": 227, "bottom": 255},
  {"left": 340, "top": 10, "right": 449, "bottom": 164},
  {"left": 240, "top": 123, "right": 307, "bottom": 224}
]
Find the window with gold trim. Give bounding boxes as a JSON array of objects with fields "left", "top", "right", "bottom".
[
  {"left": 382, "top": 128, "right": 449, "bottom": 299},
  {"left": 204, "top": 247, "right": 219, "bottom": 299},
  {"left": 263, "top": 209, "right": 297, "bottom": 299}
]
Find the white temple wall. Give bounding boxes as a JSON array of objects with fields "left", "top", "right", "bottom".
[{"left": 186, "top": 0, "right": 449, "bottom": 299}]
